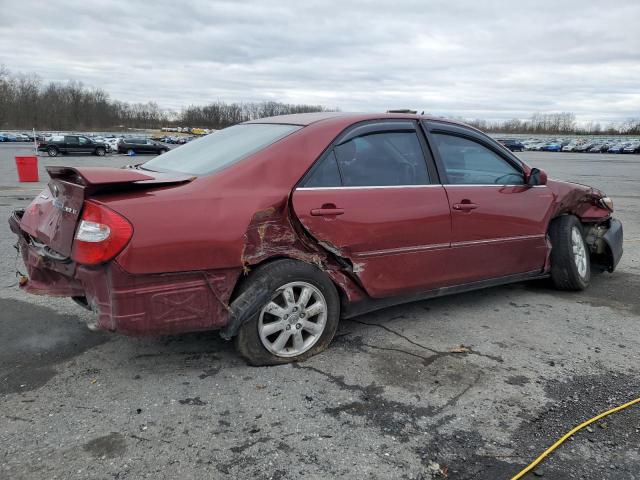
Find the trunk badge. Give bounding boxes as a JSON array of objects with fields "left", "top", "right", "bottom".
[{"left": 52, "top": 199, "right": 78, "bottom": 215}]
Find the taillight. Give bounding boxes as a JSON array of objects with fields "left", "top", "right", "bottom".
[{"left": 71, "top": 201, "right": 133, "bottom": 265}]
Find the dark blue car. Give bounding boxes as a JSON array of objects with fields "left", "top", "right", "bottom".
[{"left": 542, "top": 142, "right": 562, "bottom": 152}]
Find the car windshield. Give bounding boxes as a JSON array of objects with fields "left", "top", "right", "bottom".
[{"left": 143, "top": 123, "right": 301, "bottom": 175}]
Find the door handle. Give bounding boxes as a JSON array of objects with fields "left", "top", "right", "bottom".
[
  {"left": 310, "top": 203, "right": 344, "bottom": 216},
  {"left": 453, "top": 202, "right": 479, "bottom": 211}
]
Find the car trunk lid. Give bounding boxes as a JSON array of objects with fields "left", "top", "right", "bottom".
[{"left": 19, "top": 166, "right": 193, "bottom": 258}]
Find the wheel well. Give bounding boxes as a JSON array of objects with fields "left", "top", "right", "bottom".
[
  {"left": 229, "top": 255, "right": 350, "bottom": 311},
  {"left": 548, "top": 213, "right": 612, "bottom": 268}
]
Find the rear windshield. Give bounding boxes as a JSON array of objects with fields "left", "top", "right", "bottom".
[{"left": 142, "top": 123, "right": 301, "bottom": 175}]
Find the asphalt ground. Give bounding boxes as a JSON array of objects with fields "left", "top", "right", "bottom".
[{"left": 0, "top": 143, "right": 639, "bottom": 480}]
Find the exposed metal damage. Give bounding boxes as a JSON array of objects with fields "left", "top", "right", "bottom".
[{"left": 225, "top": 199, "right": 367, "bottom": 338}]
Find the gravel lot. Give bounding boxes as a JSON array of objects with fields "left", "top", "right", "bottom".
[{"left": 1, "top": 144, "right": 639, "bottom": 480}]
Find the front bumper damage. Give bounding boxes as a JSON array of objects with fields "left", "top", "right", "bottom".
[
  {"left": 583, "top": 217, "right": 623, "bottom": 272},
  {"left": 602, "top": 218, "right": 623, "bottom": 271}
]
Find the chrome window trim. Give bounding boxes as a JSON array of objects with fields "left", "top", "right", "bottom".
[
  {"left": 296, "top": 184, "right": 547, "bottom": 190},
  {"left": 296, "top": 185, "right": 442, "bottom": 191},
  {"left": 444, "top": 184, "right": 548, "bottom": 188}
]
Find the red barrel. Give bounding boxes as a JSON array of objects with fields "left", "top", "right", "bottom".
[{"left": 15, "top": 156, "right": 39, "bottom": 182}]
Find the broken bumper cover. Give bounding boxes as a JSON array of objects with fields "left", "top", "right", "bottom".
[
  {"left": 603, "top": 217, "right": 623, "bottom": 272},
  {"left": 10, "top": 209, "right": 239, "bottom": 336}
]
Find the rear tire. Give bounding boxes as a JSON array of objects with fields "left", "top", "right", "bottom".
[
  {"left": 127, "top": 149, "right": 135, "bottom": 156},
  {"left": 235, "top": 259, "right": 340, "bottom": 366},
  {"left": 549, "top": 215, "right": 591, "bottom": 291},
  {"left": 47, "top": 147, "right": 58, "bottom": 157}
]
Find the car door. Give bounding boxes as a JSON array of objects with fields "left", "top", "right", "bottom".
[
  {"left": 148, "top": 140, "right": 160, "bottom": 153},
  {"left": 63, "top": 135, "right": 81, "bottom": 154},
  {"left": 135, "top": 139, "right": 148, "bottom": 153},
  {"left": 423, "top": 121, "right": 554, "bottom": 284},
  {"left": 292, "top": 120, "right": 452, "bottom": 298},
  {"left": 78, "top": 136, "right": 92, "bottom": 154}
]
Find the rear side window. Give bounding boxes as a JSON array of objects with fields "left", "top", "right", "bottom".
[
  {"left": 143, "top": 124, "right": 301, "bottom": 175},
  {"left": 304, "top": 152, "right": 342, "bottom": 187},
  {"left": 432, "top": 133, "right": 524, "bottom": 185},
  {"left": 65, "top": 136, "right": 78, "bottom": 145},
  {"left": 334, "top": 132, "right": 429, "bottom": 187}
]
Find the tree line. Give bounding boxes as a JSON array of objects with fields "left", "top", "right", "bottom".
[
  {"left": 1, "top": 66, "right": 639, "bottom": 134},
  {"left": 465, "top": 112, "right": 640, "bottom": 135},
  {"left": 0, "top": 67, "right": 330, "bottom": 131}
]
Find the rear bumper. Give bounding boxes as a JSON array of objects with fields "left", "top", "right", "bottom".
[
  {"left": 602, "top": 217, "right": 623, "bottom": 272},
  {"left": 10, "top": 209, "right": 239, "bottom": 336}
]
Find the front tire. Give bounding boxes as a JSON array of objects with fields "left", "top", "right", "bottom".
[
  {"left": 235, "top": 259, "right": 340, "bottom": 366},
  {"left": 47, "top": 147, "right": 59, "bottom": 157},
  {"left": 95, "top": 147, "right": 106, "bottom": 156},
  {"left": 549, "top": 215, "right": 591, "bottom": 290}
]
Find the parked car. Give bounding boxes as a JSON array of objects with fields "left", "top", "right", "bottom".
[
  {"left": 497, "top": 139, "right": 525, "bottom": 152},
  {"left": 14, "top": 133, "right": 30, "bottom": 142},
  {"left": 9, "top": 112, "right": 623, "bottom": 365},
  {"left": 37, "top": 135, "right": 108, "bottom": 157},
  {"left": 0, "top": 132, "right": 18, "bottom": 142},
  {"left": 541, "top": 141, "right": 562, "bottom": 152},
  {"left": 105, "top": 137, "right": 120, "bottom": 152},
  {"left": 575, "top": 142, "right": 596, "bottom": 152},
  {"left": 623, "top": 141, "right": 640, "bottom": 154},
  {"left": 117, "top": 138, "right": 169, "bottom": 155},
  {"left": 525, "top": 141, "right": 546, "bottom": 151},
  {"left": 606, "top": 143, "right": 626, "bottom": 154},
  {"left": 588, "top": 143, "right": 610, "bottom": 153},
  {"left": 562, "top": 141, "right": 580, "bottom": 152}
]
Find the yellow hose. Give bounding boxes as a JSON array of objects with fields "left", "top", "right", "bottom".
[{"left": 510, "top": 396, "right": 640, "bottom": 480}]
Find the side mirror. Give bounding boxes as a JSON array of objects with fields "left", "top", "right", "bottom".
[{"left": 527, "top": 167, "right": 547, "bottom": 186}]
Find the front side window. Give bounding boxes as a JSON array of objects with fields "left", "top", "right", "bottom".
[
  {"left": 144, "top": 124, "right": 301, "bottom": 175},
  {"left": 332, "top": 131, "right": 429, "bottom": 187},
  {"left": 432, "top": 133, "right": 524, "bottom": 185},
  {"left": 78, "top": 137, "right": 88, "bottom": 145}
]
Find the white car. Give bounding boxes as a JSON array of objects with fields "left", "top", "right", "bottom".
[{"left": 105, "top": 138, "right": 120, "bottom": 152}]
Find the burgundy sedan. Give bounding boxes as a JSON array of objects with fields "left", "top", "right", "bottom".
[{"left": 9, "top": 112, "right": 623, "bottom": 365}]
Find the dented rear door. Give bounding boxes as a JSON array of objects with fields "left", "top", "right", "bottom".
[{"left": 291, "top": 121, "right": 452, "bottom": 298}]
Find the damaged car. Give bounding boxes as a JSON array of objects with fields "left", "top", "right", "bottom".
[{"left": 9, "top": 112, "right": 623, "bottom": 365}]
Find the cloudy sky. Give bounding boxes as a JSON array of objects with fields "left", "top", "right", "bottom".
[{"left": 1, "top": 0, "right": 639, "bottom": 123}]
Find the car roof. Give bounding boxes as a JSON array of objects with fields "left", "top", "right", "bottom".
[{"left": 244, "top": 111, "right": 477, "bottom": 130}]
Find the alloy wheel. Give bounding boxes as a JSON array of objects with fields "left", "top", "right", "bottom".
[
  {"left": 571, "top": 226, "right": 588, "bottom": 278},
  {"left": 258, "top": 281, "right": 327, "bottom": 357}
]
